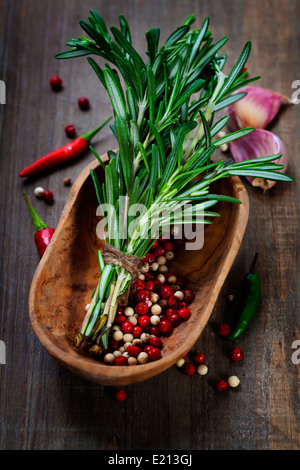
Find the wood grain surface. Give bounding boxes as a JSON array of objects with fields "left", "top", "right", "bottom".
[{"left": 0, "top": 0, "right": 299, "bottom": 450}]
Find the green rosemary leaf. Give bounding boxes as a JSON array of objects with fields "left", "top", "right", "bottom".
[
  {"left": 183, "top": 14, "right": 196, "bottom": 27},
  {"left": 126, "top": 87, "right": 138, "bottom": 122},
  {"left": 145, "top": 186, "right": 155, "bottom": 208},
  {"left": 199, "top": 194, "right": 242, "bottom": 204},
  {"left": 148, "top": 121, "right": 166, "bottom": 168},
  {"left": 108, "top": 158, "right": 120, "bottom": 203},
  {"left": 130, "top": 120, "right": 139, "bottom": 154},
  {"left": 79, "top": 20, "right": 110, "bottom": 53},
  {"left": 90, "top": 10, "right": 110, "bottom": 40},
  {"left": 90, "top": 169, "right": 104, "bottom": 205},
  {"left": 110, "top": 51, "right": 140, "bottom": 98},
  {"left": 226, "top": 75, "right": 260, "bottom": 95},
  {"left": 146, "top": 28, "right": 159, "bottom": 66},
  {"left": 165, "top": 25, "right": 190, "bottom": 48},
  {"left": 55, "top": 49, "right": 90, "bottom": 59},
  {"left": 200, "top": 111, "right": 212, "bottom": 149},
  {"left": 87, "top": 57, "right": 106, "bottom": 88},
  {"left": 119, "top": 14, "right": 132, "bottom": 43},
  {"left": 149, "top": 144, "right": 158, "bottom": 188},
  {"left": 103, "top": 67, "right": 128, "bottom": 122},
  {"left": 214, "top": 92, "right": 247, "bottom": 111},
  {"left": 195, "top": 36, "right": 229, "bottom": 71},
  {"left": 186, "top": 17, "right": 209, "bottom": 72},
  {"left": 158, "top": 127, "right": 186, "bottom": 191},
  {"left": 147, "top": 66, "right": 156, "bottom": 123},
  {"left": 209, "top": 115, "right": 230, "bottom": 138},
  {"left": 214, "top": 127, "right": 255, "bottom": 146},
  {"left": 105, "top": 165, "right": 114, "bottom": 206},
  {"left": 174, "top": 78, "right": 206, "bottom": 110},
  {"left": 228, "top": 169, "right": 294, "bottom": 181},
  {"left": 115, "top": 115, "right": 132, "bottom": 192},
  {"left": 218, "top": 41, "right": 251, "bottom": 100},
  {"left": 229, "top": 154, "right": 282, "bottom": 166},
  {"left": 129, "top": 176, "right": 140, "bottom": 207},
  {"left": 110, "top": 26, "right": 145, "bottom": 68},
  {"left": 89, "top": 146, "right": 106, "bottom": 171},
  {"left": 138, "top": 142, "right": 150, "bottom": 174}
]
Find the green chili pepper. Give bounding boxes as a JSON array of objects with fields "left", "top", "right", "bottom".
[{"left": 226, "top": 253, "right": 261, "bottom": 341}]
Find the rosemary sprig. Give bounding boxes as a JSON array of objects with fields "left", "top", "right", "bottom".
[{"left": 57, "top": 12, "right": 293, "bottom": 348}]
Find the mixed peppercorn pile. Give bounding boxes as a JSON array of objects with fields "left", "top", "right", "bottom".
[{"left": 88, "top": 235, "right": 195, "bottom": 366}]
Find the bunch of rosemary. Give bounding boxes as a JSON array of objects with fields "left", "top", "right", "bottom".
[{"left": 56, "top": 12, "right": 292, "bottom": 351}]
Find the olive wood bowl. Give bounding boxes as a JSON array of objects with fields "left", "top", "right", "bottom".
[{"left": 29, "top": 154, "right": 249, "bottom": 386}]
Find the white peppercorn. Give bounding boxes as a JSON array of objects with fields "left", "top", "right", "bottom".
[{"left": 137, "top": 352, "right": 148, "bottom": 363}]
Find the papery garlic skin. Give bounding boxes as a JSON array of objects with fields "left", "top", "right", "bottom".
[
  {"left": 227, "top": 86, "right": 289, "bottom": 130},
  {"left": 230, "top": 129, "right": 288, "bottom": 191}
]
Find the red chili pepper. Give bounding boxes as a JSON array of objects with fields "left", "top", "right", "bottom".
[
  {"left": 19, "top": 116, "right": 111, "bottom": 177},
  {"left": 23, "top": 192, "right": 55, "bottom": 257}
]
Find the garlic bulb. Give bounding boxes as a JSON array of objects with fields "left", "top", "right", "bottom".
[
  {"left": 230, "top": 129, "right": 288, "bottom": 191},
  {"left": 227, "top": 86, "right": 291, "bottom": 130}
]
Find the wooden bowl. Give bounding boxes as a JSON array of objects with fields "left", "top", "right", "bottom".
[{"left": 29, "top": 155, "right": 249, "bottom": 386}]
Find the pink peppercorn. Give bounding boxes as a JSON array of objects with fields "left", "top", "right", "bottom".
[
  {"left": 78, "top": 96, "right": 90, "bottom": 110},
  {"left": 114, "top": 389, "right": 127, "bottom": 401},
  {"left": 135, "top": 302, "right": 149, "bottom": 315},
  {"left": 194, "top": 353, "right": 205, "bottom": 364},
  {"left": 230, "top": 347, "right": 244, "bottom": 362},
  {"left": 216, "top": 380, "right": 228, "bottom": 392},
  {"left": 178, "top": 307, "right": 191, "bottom": 321},
  {"left": 114, "top": 356, "right": 127, "bottom": 366},
  {"left": 149, "top": 337, "right": 163, "bottom": 349},
  {"left": 64, "top": 124, "right": 76, "bottom": 138},
  {"left": 49, "top": 75, "right": 63, "bottom": 91},
  {"left": 43, "top": 190, "right": 54, "bottom": 204},
  {"left": 219, "top": 323, "right": 231, "bottom": 337},
  {"left": 126, "top": 345, "right": 141, "bottom": 357},
  {"left": 182, "top": 363, "right": 195, "bottom": 375},
  {"left": 138, "top": 315, "right": 150, "bottom": 328},
  {"left": 147, "top": 346, "right": 161, "bottom": 361},
  {"left": 121, "top": 321, "right": 134, "bottom": 334},
  {"left": 132, "top": 326, "right": 142, "bottom": 338},
  {"left": 159, "top": 319, "right": 172, "bottom": 335}
]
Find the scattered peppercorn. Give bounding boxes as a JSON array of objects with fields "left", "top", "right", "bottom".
[
  {"left": 228, "top": 375, "right": 240, "bottom": 388},
  {"left": 230, "top": 347, "right": 244, "bottom": 362},
  {"left": 216, "top": 380, "right": 228, "bottom": 392},
  {"left": 182, "top": 363, "right": 195, "bottom": 375},
  {"left": 219, "top": 323, "right": 231, "bottom": 337},
  {"left": 114, "top": 389, "right": 127, "bottom": 401},
  {"left": 176, "top": 358, "right": 185, "bottom": 367},
  {"left": 34, "top": 187, "right": 45, "bottom": 198},
  {"left": 65, "top": 124, "right": 76, "bottom": 138},
  {"left": 49, "top": 75, "right": 63, "bottom": 91},
  {"left": 193, "top": 352, "right": 205, "bottom": 364},
  {"left": 78, "top": 96, "right": 90, "bottom": 110},
  {"left": 197, "top": 364, "right": 208, "bottom": 376},
  {"left": 43, "top": 190, "right": 54, "bottom": 205},
  {"left": 63, "top": 177, "right": 71, "bottom": 186}
]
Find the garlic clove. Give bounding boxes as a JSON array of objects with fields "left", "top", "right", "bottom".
[
  {"left": 227, "top": 86, "right": 292, "bottom": 130},
  {"left": 230, "top": 129, "right": 288, "bottom": 191}
]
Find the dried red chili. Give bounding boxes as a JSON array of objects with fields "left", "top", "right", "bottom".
[
  {"left": 19, "top": 117, "right": 111, "bottom": 177},
  {"left": 23, "top": 192, "right": 55, "bottom": 257}
]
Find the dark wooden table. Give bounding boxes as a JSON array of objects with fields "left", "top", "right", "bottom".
[{"left": 0, "top": 0, "right": 299, "bottom": 451}]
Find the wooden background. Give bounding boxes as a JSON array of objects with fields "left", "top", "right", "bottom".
[{"left": 0, "top": 0, "right": 299, "bottom": 450}]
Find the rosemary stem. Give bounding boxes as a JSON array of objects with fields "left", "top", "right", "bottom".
[
  {"left": 79, "top": 278, "right": 100, "bottom": 335},
  {"left": 107, "top": 268, "right": 127, "bottom": 328}
]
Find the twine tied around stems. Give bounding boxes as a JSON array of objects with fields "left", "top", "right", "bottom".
[{"left": 102, "top": 244, "right": 148, "bottom": 305}]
